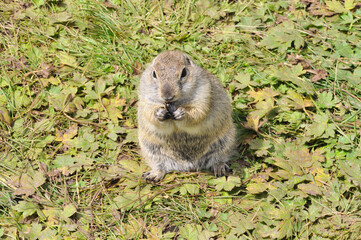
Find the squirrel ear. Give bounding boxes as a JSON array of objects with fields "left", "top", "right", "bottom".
[{"left": 184, "top": 54, "right": 194, "bottom": 66}]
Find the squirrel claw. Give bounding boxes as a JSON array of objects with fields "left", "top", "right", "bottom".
[
  {"left": 143, "top": 170, "right": 166, "bottom": 183},
  {"left": 213, "top": 163, "right": 230, "bottom": 177},
  {"left": 173, "top": 107, "right": 186, "bottom": 120}
]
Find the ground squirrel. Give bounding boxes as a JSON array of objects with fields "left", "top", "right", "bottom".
[{"left": 138, "top": 50, "right": 236, "bottom": 182}]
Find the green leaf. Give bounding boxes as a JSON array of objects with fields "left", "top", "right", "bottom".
[
  {"left": 22, "top": 223, "right": 43, "bottom": 239},
  {"left": 234, "top": 72, "right": 257, "bottom": 90},
  {"left": 335, "top": 41, "right": 354, "bottom": 58},
  {"left": 114, "top": 192, "right": 137, "bottom": 210},
  {"left": 283, "top": 89, "right": 314, "bottom": 110},
  {"left": 260, "top": 21, "right": 304, "bottom": 53},
  {"left": 249, "top": 138, "right": 272, "bottom": 157},
  {"left": 61, "top": 204, "right": 77, "bottom": 219},
  {"left": 53, "top": 154, "right": 76, "bottom": 175},
  {"left": 12, "top": 201, "right": 39, "bottom": 218},
  {"left": 180, "top": 183, "right": 200, "bottom": 195},
  {"left": 213, "top": 176, "right": 241, "bottom": 191},
  {"left": 228, "top": 211, "right": 255, "bottom": 235},
  {"left": 49, "top": 12, "right": 72, "bottom": 25},
  {"left": 270, "top": 64, "right": 315, "bottom": 94},
  {"left": 306, "top": 113, "right": 336, "bottom": 138},
  {"left": 38, "top": 228, "right": 58, "bottom": 240},
  {"left": 31, "top": 0, "right": 45, "bottom": 6},
  {"left": 317, "top": 91, "right": 337, "bottom": 109},
  {"left": 339, "top": 159, "right": 361, "bottom": 186},
  {"left": 179, "top": 224, "right": 202, "bottom": 240},
  {"left": 247, "top": 87, "right": 279, "bottom": 102},
  {"left": 14, "top": 89, "right": 31, "bottom": 108}
]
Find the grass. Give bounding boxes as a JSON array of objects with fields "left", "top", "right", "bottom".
[{"left": 1, "top": 0, "right": 361, "bottom": 239}]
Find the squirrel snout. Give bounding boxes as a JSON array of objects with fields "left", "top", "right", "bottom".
[{"left": 160, "top": 83, "right": 176, "bottom": 102}]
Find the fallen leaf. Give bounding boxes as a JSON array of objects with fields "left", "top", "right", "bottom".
[
  {"left": 308, "top": 69, "right": 328, "bottom": 82},
  {"left": 55, "top": 124, "right": 78, "bottom": 145},
  {"left": 298, "top": 183, "right": 322, "bottom": 196},
  {"left": 12, "top": 201, "right": 40, "bottom": 218},
  {"left": 325, "top": 0, "right": 346, "bottom": 13},
  {"left": 0, "top": 106, "right": 12, "bottom": 125},
  {"left": 131, "top": 62, "right": 142, "bottom": 76},
  {"left": 246, "top": 182, "right": 268, "bottom": 194},
  {"left": 301, "top": 0, "right": 335, "bottom": 16},
  {"left": 284, "top": 89, "right": 314, "bottom": 109},
  {"left": 57, "top": 52, "right": 77, "bottom": 68},
  {"left": 247, "top": 87, "right": 279, "bottom": 102},
  {"left": 37, "top": 63, "right": 55, "bottom": 78},
  {"left": 287, "top": 53, "right": 311, "bottom": 70},
  {"left": 61, "top": 204, "right": 77, "bottom": 219},
  {"left": 10, "top": 171, "right": 46, "bottom": 196},
  {"left": 244, "top": 114, "right": 260, "bottom": 132}
]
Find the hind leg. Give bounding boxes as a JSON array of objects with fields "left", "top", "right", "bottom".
[{"left": 202, "top": 130, "right": 235, "bottom": 177}]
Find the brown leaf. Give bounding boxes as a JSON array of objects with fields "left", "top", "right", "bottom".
[
  {"left": 287, "top": 53, "right": 311, "bottom": 70},
  {"left": 132, "top": 62, "right": 142, "bottom": 76},
  {"left": 5, "top": 56, "right": 28, "bottom": 70},
  {"left": 37, "top": 63, "right": 55, "bottom": 78},
  {"left": 275, "top": 14, "right": 289, "bottom": 24},
  {"left": 103, "top": 0, "right": 117, "bottom": 9},
  {"left": 301, "top": 0, "right": 335, "bottom": 16},
  {"left": 308, "top": 69, "right": 328, "bottom": 82}
]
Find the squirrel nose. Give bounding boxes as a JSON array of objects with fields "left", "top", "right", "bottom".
[
  {"left": 161, "top": 83, "right": 175, "bottom": 102},
  {"left": 163, "top": 95, "right": 175, "bottom": 102}
]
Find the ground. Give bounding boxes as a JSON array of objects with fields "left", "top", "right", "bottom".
[{"left": 1, "top": 0, "right": 361, "bottom": 239}]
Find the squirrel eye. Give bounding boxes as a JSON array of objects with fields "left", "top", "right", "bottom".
[
  {"left": 152, "top": 71, "right": 157, "bottom": 79},
  {"left": 181, "top": 68, "right": 187, "bottom": 78}
]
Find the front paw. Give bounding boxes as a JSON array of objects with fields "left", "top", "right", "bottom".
[
  {"left": 173, "top": 107, "right": 186, "bottom": 120},
  {"left": 142, "top": 170, "right": 166, "bottom": 183},
  {"left": 155, "top": 107, "right": 172, "bottom": 121}
]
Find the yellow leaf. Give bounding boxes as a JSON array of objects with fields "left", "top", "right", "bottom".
[
  {"left": 55, "top": 124, "right": 78, "bottom": 144},
  {"left": 285, "top": 89, "right": 314, "bottom": 109},
  {"left": 325, "top": 0, "right": 346, "bottom": 13},
  {"left": 312, "top": 168, "right": 330, "bottom": 186},
  {"left": 345, "top": 0, "right": 356, "bottom": 10},
  {"left": 246, "top": 182, "right": 268, "bottom": 194},
  {"left": 57, "top": 52, "right": 78, "bottom": 67},
  {"left": 247, "top": 87, "right": 279, "bottom": 102},
  {"left": 103, "top": 94, "right": 126, "bottom": 123},
  {"left": 244, "top": 114, "right": 260, "bottom": 132}
]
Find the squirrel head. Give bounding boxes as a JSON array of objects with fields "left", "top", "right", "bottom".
[{"left": 141, "top": 51, "right": 197, "bottom": 105}]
